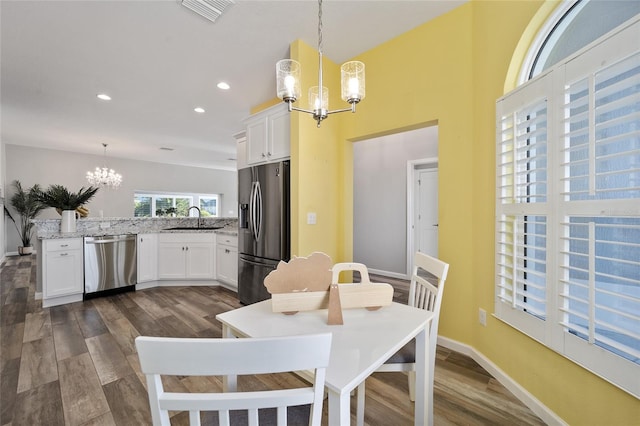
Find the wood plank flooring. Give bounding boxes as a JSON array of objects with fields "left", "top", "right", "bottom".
[{"left": 0, "top": 254, "right": 546, "bottom": 425}]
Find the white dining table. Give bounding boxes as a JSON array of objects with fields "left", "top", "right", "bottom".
[{"left": 216, "top": 300, "right": 435, "bottom": 426}]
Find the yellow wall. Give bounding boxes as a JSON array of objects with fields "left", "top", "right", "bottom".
[
  {"left": 281, "top": 0, "right": 639, "bottom": 424},
  {"left": 288, "top": 40, "right": 346, "bottom": 262}
]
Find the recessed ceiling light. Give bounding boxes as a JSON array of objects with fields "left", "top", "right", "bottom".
[
  {"left": 194, "top": 107, "right": 205, "bottom": 113},
  {"left": 217, "top": 82, "right": 230, "bottom": 90},
  {"left": 97, "top": 93, "right": 111, "bottom": 101}
]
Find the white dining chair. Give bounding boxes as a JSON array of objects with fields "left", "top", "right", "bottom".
[
  {"left": 355, "top": 252, "right": 449, "bottom": 426},
  {"left": 135, "top": 333, "right": 332, "bottom": 426},
  {"left": 331, "top": 262, "right": 371, "bottom": 284}
]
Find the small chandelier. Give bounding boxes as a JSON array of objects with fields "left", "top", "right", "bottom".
[
  {"left": 276, "top": 0, "right": 365, "bottom": 127},
  {"left": 86, "top": 143, "right": 122, "bottom": 189}
]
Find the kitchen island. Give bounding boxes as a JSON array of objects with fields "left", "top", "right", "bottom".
[{"left": 33, "top": 217, "right": 238, "bottom": 308}]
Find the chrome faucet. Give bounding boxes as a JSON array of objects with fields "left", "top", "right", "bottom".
[{"left": 187, "top": 206, "right": 201, "bottom": 228}]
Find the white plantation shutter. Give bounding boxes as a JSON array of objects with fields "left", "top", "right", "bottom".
[
  {"left": 496, "top": 76, "right": 551, "bottom": 343},
  {"left": 496, "top": 17, "right": 640, "bottom": 397},
  {"left": 557, "top": 40, "right": 640, "bottom": 395}
]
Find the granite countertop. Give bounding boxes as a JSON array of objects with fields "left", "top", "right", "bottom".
[
  {"left": 37, "top": 227, "right": 238, "bottom": 239},
  {"left": 35, "top": 217, "right": 238, "bottom": 239}
]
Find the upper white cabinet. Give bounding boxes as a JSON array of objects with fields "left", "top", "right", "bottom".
[
  {"left": 137, "top": 233, "right": 158, "bottom": 283},
  {"left": 234, "top": 131, "right": 248, "bottom": 170},
  {"left": 245, "top": 103, "right": 290, "bottom": 165}
]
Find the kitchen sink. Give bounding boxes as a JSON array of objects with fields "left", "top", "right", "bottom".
[{"left": 164, "top": 226, "right": 225, "bottom": 231}]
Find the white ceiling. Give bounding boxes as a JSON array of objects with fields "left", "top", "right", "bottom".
[{"left": 1, "top": 0, "right": 465, "bottom": 171}]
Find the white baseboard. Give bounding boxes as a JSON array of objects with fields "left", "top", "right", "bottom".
[
  {"left": 437, "top": 336, "right": 568, "bottom": 426},
  {"left": 136, "top": 279, "right": 222, "bottom": 290},
  {"left": 368, "top": 268, "right": 409, "bottom": 280}
]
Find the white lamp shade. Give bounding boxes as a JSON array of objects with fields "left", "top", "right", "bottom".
[
  {"left": 309, "top": 86, "right": 329, "bottom": 112},
  {"left": 276, "top": 59, "right": 301, "bottom": 102},
  {"left": 341, "top": 61, "right": 365, "bottom": 103}
]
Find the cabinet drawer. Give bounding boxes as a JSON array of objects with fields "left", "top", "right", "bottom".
[
  {"left": 217, "top": 234, "right": 238, "bottom": 248},
  {"left": 45, "top": 238, "right": 82, "bottom": 252}
]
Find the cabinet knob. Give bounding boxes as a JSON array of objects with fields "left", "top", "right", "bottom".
[
  {"left": 60, "top": 253, "right": 68, "bottom": 256},
  {"left": 60, "top": 244, "right": 69, "bottom": 248},
  {"left": 225, "top": 249, "right": 230, "bottom": 253},
  {"left": 267, "top": 151, "right": 272, "bottom": 157},
  {"left": 261, "top": 153, "right": 266, "bottom": 158}
]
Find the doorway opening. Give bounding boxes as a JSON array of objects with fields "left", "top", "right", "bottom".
[{"left": 353, "top": 125, "right": 438, "bottom": 278}]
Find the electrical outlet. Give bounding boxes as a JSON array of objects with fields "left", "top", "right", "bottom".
[{"left": 479, "top": 308, "right": 487, "bottom": 326}]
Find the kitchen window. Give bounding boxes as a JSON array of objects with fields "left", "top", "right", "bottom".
[
  {"left": 134, "top": 192, "right": 219, "bottom": 217},
  {"left": 496, "top": 15, "right": 640, "bottom": 397}
]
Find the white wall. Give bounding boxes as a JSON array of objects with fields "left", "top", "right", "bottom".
[
  {"left": 353, "top": 126, "right": 438, "bottom": 276},
  {"left": 1, "top": 141, "right": 6, "bottom": 262},
  {"left": 4, "top": 144, "right": 237, "bottom": 253}
]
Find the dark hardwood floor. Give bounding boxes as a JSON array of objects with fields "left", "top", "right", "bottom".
[{"left": 0, "top": 254, "right": 546, "bottom": 425}]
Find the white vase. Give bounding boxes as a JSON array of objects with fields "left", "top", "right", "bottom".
[{"left": 61, "top": 210, "right": 77, "bottom": 233}]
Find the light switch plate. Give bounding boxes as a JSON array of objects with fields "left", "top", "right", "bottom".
[{"left": 307, "top": 212, "right": 317, "bottom": 225}]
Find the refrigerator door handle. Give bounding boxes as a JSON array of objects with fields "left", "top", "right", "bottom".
[
  {"left": 249, "top": 181, "right": 257, "bottom": 240},
  {"left": 250, "top": 181, "right": 262, "bottom": 242},
  {"left": 240, "top": 256, "right": 270, "bottom": 268}
]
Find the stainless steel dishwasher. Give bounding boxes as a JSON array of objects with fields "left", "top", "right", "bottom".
[{"left": 84, "top": 234, "right": 137, "bottom": 296}]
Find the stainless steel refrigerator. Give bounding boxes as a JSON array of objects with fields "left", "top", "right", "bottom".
[{"left": 237, "top": 160, "right": 290, "bottom": 305}]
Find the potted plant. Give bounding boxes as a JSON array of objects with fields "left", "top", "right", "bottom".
[
  {"left": 4, "top": 180, "right": 47, "bottom": 255},
  {"left": 38, "top": 184, "right": 99, "bottom": 233}
]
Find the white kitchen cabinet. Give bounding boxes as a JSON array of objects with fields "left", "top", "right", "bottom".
[
  {"left": 137, "top": 233, "right": 158, "bottom": 283},
  {"left": 245, "top": 103, "right": 290, "bottom": 165},
  {"left": 235, "top": 131, "right": 248, "bottom": 170},
  {"left": 42, "top": 238, "right": 84, "bottom": 308},
  {"left": 158, "top": 233, "right": 215, "bottom": 280},
  {"left": 216, "top": 234, "right": 238, "bottom": 289}
]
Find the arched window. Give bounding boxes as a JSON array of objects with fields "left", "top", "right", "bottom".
[
  {"left": 522, "top": 0, "right": 640, "bottom": 83},
  {"left": 496, "top": 1, "right": 640, "bottom": 398}
]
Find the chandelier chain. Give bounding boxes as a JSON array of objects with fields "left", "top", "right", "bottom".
[{"left": 317, "top": 0, "right": 323, "bottom": 55}]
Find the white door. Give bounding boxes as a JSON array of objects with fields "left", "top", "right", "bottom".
[{"left": 414, "top": 168, "right": 438, "bottom": 257}]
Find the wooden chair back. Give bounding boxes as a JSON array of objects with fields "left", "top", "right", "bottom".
[
  {"left": 136, "top": 333, "right": 332, "bottom": 426},
  {"left": 409, "top": 251, "right": 450, "bottom": 313}
]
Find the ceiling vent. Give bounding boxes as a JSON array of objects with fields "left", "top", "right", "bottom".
[{"left": 181, "top": 0, "right": 234, "bottom": 23}]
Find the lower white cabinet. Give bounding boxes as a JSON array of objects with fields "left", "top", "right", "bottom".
[
  {"left": 216, "top": 234, "right": 238, "bottom": 289},
  {"left": 137, "top": 234, "right": 158, "bottom": 283},
  {"left": 158, "top": 233, "right": 215, "bottom": 280},
  {"left": 42, "top": 238, "right": 84, "bottom": 307}
]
